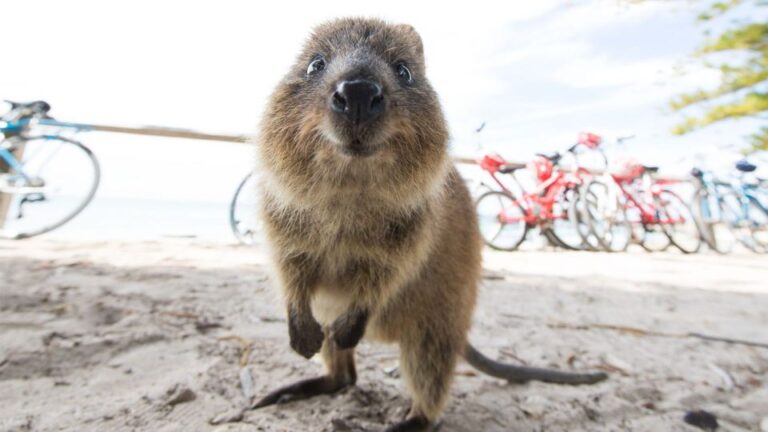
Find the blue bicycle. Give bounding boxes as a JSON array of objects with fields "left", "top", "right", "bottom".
[
  {"left": 0, "top": 100, "right": 100, "bottom": 239},
  {"left": 691, "top": 160, "right": 768, "bottom": 253}
]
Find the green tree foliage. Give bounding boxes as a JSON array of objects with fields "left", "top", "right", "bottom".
[{"left": 671, "top": 0, "right": 768, "bottom": 152}]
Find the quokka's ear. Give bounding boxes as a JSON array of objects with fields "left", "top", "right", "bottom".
[{"left": 394, "top": 23, "right": 424, "bottom": 59}]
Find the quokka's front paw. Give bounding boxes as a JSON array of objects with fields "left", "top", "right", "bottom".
[
  {"left": 329, "top": 308, "right": 368, "bottom": 350},
  {"left": 288, "top": 308, "right": 324, "bottom": 359}
]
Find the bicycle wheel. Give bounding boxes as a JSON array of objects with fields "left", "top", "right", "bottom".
[
  {"left": 548, "top": 186, "right": 586, "bottom": 250},
  {"left": 692, "top": 187, "right": 738, "bottom": 254},
  {"left": 475, "top": 190, "right": 528, "bottom": 251},
  {"left": 0, "top": 136, "right": 100, "bottom": 239},
  {"left": 583, "top": 180, "right": 631, "bottom": 252},
  {"left": 716, "top": 190, "right": 757, "bottom": 252},
  {"left": 569, "top": 183, "right": 602, "bottom": 251},
  {"left": 747, "top": 197, "right": 768, "bottom": 252},
  {"left": 229, "top": 172, "right": 261, "bottom": 245},
  {"left": 657, "top": 190, "right": 702, "bottom": 254}
]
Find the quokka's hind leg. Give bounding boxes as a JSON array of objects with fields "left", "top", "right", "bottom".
[
  {"left": 385, "top": 329, "right": 460, "bottom": 432},
  {"left": 252, "top": 335, "right": 356, "bottom": 408}
]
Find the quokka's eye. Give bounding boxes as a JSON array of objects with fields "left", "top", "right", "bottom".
[
  {"left": 396, "top": 63, "right": 413, "bottom": 84},
  {"left": 307, "top": 56, "right": 326, "bottom": 76}
]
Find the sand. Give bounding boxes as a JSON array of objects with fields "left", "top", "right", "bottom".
[{"left": 1, "top": 239, "right": 767, "bottom": 432}]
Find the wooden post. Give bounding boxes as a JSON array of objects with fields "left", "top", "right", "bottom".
[{"left": 0, "top": 140, "right": 25, "bottom": 230}]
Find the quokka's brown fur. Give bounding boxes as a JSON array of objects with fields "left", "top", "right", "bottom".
[{"left": 254, "top": 17, "right": 606, "bottom": 432}]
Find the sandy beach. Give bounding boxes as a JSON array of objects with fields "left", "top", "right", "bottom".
[{"left": 1, "top": 239, "right": 767, "bottom": 432}]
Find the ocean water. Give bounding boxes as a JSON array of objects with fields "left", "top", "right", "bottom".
[{"left": 41, "top": 196, "right": 242, "bottom": 242}]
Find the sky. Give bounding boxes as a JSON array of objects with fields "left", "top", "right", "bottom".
[{"left": 2, "top": 0, "right": 766, "bottom": 238}]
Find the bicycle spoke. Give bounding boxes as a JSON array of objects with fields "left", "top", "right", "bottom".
[{"left": 476, "top": 191, "right": 527, "bottom": 251}]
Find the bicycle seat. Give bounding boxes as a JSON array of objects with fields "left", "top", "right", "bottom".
[
  {"left": 498, "top": 162, "right": 526, "bottom": 174},
  {"left": 643, "top": 165, "right": 659, "bottom": 173},
  {"left": 535, "top": 152, "right": 562, "bottom": 164},
  {"left": 4, "top": 100, "right": 51, "bottom": 114},
  {"left": 735, "top": 159, "right": 757, "bottom": 172}
]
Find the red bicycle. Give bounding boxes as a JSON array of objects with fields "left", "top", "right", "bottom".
[
  {"left": 475, "top": 140, "right": 597, "bottom": 251},
  {"left": 582, "top": 158, "right": 702, "bottom": 253}
]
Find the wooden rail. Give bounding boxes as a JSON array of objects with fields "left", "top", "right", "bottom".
[
  {"left": 36, "top": 120, "right": 251, "bottom": 144},
  {"left": 87, "top": 124, "right": 250, "bottom": 143}
]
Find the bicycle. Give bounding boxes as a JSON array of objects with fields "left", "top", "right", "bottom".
[
  {"left": 475, "top": 142, "right": 594, "bottom": 251},
  {"left": 0, "top": 100, "right": 100, "bottom": 239},
  {"left": 590, "top": 160, "right": 701, "bottom": 253},
  {"left": 692, "top": 160, "right": 768, "bottom": 253}
]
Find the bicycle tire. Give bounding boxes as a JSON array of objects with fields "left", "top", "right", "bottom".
[
  {"left": 747, "top": 196, "right": 768, "bottom": 253},
  {"left": 638, "top": 223, "right": 672, "bottom": 252},
  {"left": 622, "top": 192, "right": 671, "bottom": 253},
  {"left": 475, "top": 190, "right": 528, "bottom": 251},
  {"left": 583, "top": 180, "right": 631, "bottom": 252},
  {"left": 710, "top": 188, "right": 757, "bottom": 252},
  {"left": 229, "top": 172, "right": 259, "bottom": 245},
  {"left": 547, "top": 186, "right": 586, "bottom": 251},
  {"left": 569, "top": 183, "right": 602, "bottom": 251},
  {"left": 1, "top": 136, "right": 100, "bottom": 239},
  {"left": 692, "top": 187, "right": 737, "bottom": 254},
  {"left": 657, "top": 190, "right": 702, "bottom": 254}
]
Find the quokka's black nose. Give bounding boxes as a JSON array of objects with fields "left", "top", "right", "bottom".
[{"left": 330, "top": 79, "right": 384, "bottom": 125}]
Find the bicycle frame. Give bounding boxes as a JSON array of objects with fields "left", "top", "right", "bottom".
[
  {"left": 2, "top": 117, "right": 93, "bottom": 138},
  {"left": 614, "top": 174, "right": 683, "bottom": 225},
  {"left": 1, "top": 117, "right": 92, "bottom": 184},
  {"left": 523, "top": 172, "right": 581, "bottom": 225},
  {"left": 489, "top": 164, "right": 585, "bottom": 225}
]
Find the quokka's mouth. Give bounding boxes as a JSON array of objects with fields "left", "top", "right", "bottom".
[{"left": 340, "top": 138, "right": 375, "bottom": 157}]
